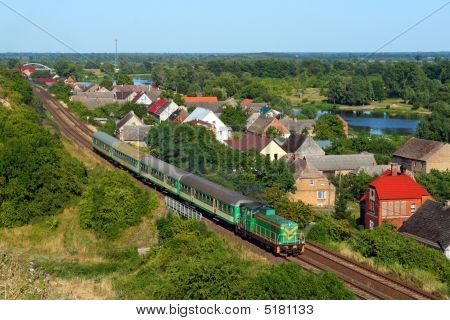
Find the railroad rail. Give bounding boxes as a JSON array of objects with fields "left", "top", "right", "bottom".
[
  {"left": 33, "top": 86, "right": 439, "bottom": 300},
  {"left": 289, "top": 242, "right": 438, "bottom": 300}
]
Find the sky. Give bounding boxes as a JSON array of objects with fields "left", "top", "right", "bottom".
[{"left": 0, "top": 0, "right": 449, "bottom": 53}]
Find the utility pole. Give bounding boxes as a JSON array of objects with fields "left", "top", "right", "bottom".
[{"left": 114, "top": 38, "right": 118, "bottom": 73}]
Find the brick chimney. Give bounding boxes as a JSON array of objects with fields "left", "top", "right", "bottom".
[{"left": 391, "top": 163, "right": 398, "bottom": 176}]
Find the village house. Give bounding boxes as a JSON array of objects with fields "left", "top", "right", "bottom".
[
  {"left": 121, "top": 125, "right": 152, "bottom": 148},
  {"left": 392, "top": 137, "right": 450, "bottom": 173},
  {"left": 361, "top": 164, "right": 432, "bottom": 229},
  {"left": 148, "top": 99, "right": 179, "bottom": 122},
  {"left": 398, "top": 200, "right": 450, "bottom": 259},
  {"left": 130, "top": 92, "right": 152, "bottom": 105},
  {"left": 184, "top": 97, "right": 237, "bottom": 115},
  {"left": 226, "top": 132, "right": 286, "bottom": 161},
  {"left": 247, "top": 116, "right": 290, "bottom": 138},
  {"left": 280, "top": 117, "right": 316, "bottom": 136},
  {"left": 115, "top": 110, "right": 145, "bottom": 139},
  {"left": 305, "top": 152, "right": 376, "bottom": 176},
  {"left": 240, "top": 99, "right": 270, "bottom": 114},
  {"left": 183, "top": 107, "right": 232, "bottom": 143},
  {"left": 183, "top": 96, "right": 218, "bottom": 103},
  {"left": 84, "top": 84, "right": 110, "bottom": 93},
  {"left": 283, "top": 134, "right": 325, "bottom": 158},
  {"left": 282, "top": 155, "right": 336, "bottom": 208}
]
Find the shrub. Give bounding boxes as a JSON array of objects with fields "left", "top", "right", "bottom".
[
  {"left": 79, "top": 170, "right": 158, "bottom": 239},
  {"left": 307, "top": 215, "right": 356, "bottom": 243}
]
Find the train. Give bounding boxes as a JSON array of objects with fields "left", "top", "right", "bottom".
[{"left": 92, "top": 131, "right": 305, "bottom": 256}]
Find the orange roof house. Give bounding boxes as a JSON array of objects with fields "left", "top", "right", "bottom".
[
  {"left": 183, "top": 96, "right": 218, "bottom": 103},
  {"left": 361, "top": 164, "right": 432, "bottom": 229}
]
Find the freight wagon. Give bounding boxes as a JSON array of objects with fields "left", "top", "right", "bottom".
[{"left": 92, "top": 131, "right": 305, "bottom": 255}]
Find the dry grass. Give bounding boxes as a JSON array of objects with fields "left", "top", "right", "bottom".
[
  {"left": 288, "top": 87, "right": 326, "bottom": 103},
  {"left": 48, "top": 278, "right": 114, "bottom": 300}
]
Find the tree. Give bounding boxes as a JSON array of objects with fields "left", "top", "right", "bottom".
[
  {"left": 371, "top": 78, "right": 387, "bottom": 101},
  {"left": 314, "top": 114, "right": 345, "bottom": 140},
  {"left": 264, "top": 184, "right": 314, "bottom": 228},
  {"left": 416, "top": 169, "right": 450, "bottom": 202},
  {"left": 117, "top": 73, "right": 133, "bottom": 85},
  {"left": 219, "top": 105, "right": 247, "bottom": 131},
  {"left": 48, "top": 81, "right": 72, "bottom": 102},
  {"left": 417, "top": 102, "right": 450, "bottom": 142},
  {"left": 265, "top": 126, "right": 282, "bottom": 139},
  {"left": 79, "top": 170, "right": 157, "bottom": 239},
  {"left": 7, "top": 58, "right": 20, "bottom": 69},
  {"left": 54, "top": 60, "right": 78, "bottom": 77},
  {"left": 100, "top": 78, "right": 113, "bottom": 90},
  {"left": 334, "top": 182, "right": 352, "bottom": 221}
]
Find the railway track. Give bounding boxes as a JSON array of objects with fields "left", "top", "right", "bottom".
[
  {"left": 289, "top": 242, "right": 438, "bottom": 300},
  {"left": 33, "top": 86, "right": 438, "bottom": 300}
]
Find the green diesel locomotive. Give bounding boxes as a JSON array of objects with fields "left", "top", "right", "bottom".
[{"left": 93, "top": 132, "right": 305, "bottom": 255}]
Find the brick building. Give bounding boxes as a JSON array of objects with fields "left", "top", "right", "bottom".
[{"left": 361, "top": 164, "right": 432, "bottom": 229}]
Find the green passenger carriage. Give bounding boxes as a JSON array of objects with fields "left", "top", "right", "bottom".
[{"left": 92, "top": 132, "right": 305, "bottom": 256}]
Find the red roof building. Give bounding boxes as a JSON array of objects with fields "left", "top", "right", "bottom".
[
  {"left": 361, "top": 164, "right": 432, "bottom": 229},
  {"left": 183, "top": 96, "right": 218, "bottom": 103},
  {"left": 34, "top": 78, "right": 59, "bottom": 85},
  {"left": 148, "top": 99, "right": 167, "bottom": 114}
]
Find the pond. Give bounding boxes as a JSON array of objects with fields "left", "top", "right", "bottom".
[{"left": 293, "top": 109, "right": 421, "bottom": 135}]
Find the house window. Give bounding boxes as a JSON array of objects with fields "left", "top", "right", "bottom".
[
  {"left": 317, "top": 191, "right": 326, "bottom": 200},
  {"left": 369, "top": 220, "right": 374, "bottom": 229},
  {"left": 394, "top": 201, "right": 400, "bottom": 216},
  {"left": 411, "top": 203, "right": 416, "bottom": 214},
  {"left": 381, "top": 201, "right": 387, "bottom": 217},
  {"left": 309, "top": 180, "right": 314, "bottom": 186},
  {"left": 401, "top": 201, "right": 406, "bottom": 215},
  {"left": 388, "top": 201, "right": 393, "bottom": 216}
]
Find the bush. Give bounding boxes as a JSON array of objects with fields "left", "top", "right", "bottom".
[
  {"left": 79, "top": 170, "right": 158, "bottom": 239},
  {"left": 0, "top": 106, "right": 87, "bottom": 227},
  {"left": 307, "top": 215, "right": 356, "bottom": 243},
  {"left": 350, "top": 224, "right": 450, "bottom": 293}
]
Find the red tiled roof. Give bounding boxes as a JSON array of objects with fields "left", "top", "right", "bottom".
[
  {"left": 21, "top": 67, "right": 36, "bottom": 73},
  {"left": 226, "top": 132, "right": 274, "bottom": 152},
  {"left": 148, "top": 99, "right": 167, "bottom": 114},
  {"left": 370, "top": 170, "right": 430, "bottom": 200},
  {"left": 34, "top": 78, "right": 59, "bottom": 83},
  {"left": 183, "top": 96, "right": 218, "bottom": 102},
  {"left": 241, "top": 98, "right": 253, "bottom": 104}
]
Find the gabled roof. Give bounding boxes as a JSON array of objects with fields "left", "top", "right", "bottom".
[
  {"left": 116, "top": 110, "right": 140, "bottom": 130},
  {"left": 283, "top": 134, "right": 324, "bottom": 157},
  {"left": 122, "top": 125, "right": 152, "bottom": 141},
  {"left": 183, "top": 107, "right": 227, "bottom": 128},
  {"left": 369, "top": 169, "right": 430, "bottom": 200},
  {"left": 131, "top": 92, "right": 149, "bottom": 104},
  {"left": 241, "top": 98, "right": 253, "bottom": 104},
  {"left": 281, "top": 155, "right": 325, "bottom": 180},
  {"left": 305, "top": 153, "right": 376, "bottom": 172},
  {"left": 184, "top": 101, "right": 225, "bottom": 113},
  {"left": 226, "top": 133, "right": 275, "bottom": 152},
  {"left": 399, "top": 200, "right": 450, "bottom": 249},
  {"left": 247, "top": 117, "right": 275, "bottom": 134},
  {"left": 393, "top": 137, "right": 446, "bottom": 161},
  {"left": 148, "top": 99, "right": 168, "bottom": 114},
  {"left": 280, "top": 117, "right": 316, "bottom": 133},
  {"left": 183, "top": 96, "right": 218, "bottom": 102}
]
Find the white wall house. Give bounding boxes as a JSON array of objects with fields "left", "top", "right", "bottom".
[
  {"left": 183, "top": 107, "right": 232, "bottom": 143},
  {"left": 159, "top": 101, "right": 179, "bottom": 122},
  {"left": 131, "top": 92, "right": 152, "bottom": 105}
]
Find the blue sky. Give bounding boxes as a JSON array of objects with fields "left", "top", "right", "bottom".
[{"left": 1, "top": 0, "right": 449, "bottom": 53}]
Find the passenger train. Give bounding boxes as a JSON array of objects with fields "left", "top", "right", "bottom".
[{"left": 92, "top": 131, "right": 305, "bottom": 256}]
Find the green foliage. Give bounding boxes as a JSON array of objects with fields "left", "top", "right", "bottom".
[
  {"left": 54, "top": 60, "right": 79, "bottom": 78},
  {"left": 326, "top": 134, "right": 408, "bottom": 164},
  {"left": 325, "top": 75, "right": 374, "bottom": 105},
  {"left": 219, "top": 105, "right": 247, "bottom": 131},
  {"left": 264, "top": 185, "right": 314, "bottom": 228},
  {"left": 117, "top": 73, "right": 133, "bottom": 85},
  {"left": 146, "top": 122, "right": 295, "bottom": 195},
  {"left": 0, "top": 69, "right": 88, "bottom": 227},
  {"left": 0, "top": 68, "right": 33, "bottom": 105},
  {"left": 99, "top": 78, "right": 113, "bottom": 90},
  {"left": 417, "top": 101, "right": 450, "bottom": 142},
  {"left": 160, "top": 90, "right": 184, "bottom": 106},
  {"left": 115, "top": 214, "right": 354, "bottom": 300},
  {"left": 244, "top": 264, "right": 354, "bottom": 300},
  {"left": 371, "top": 78, "right": 387, "bottom": 101},
  {"left": 415, "top": 169, "right": 450, "bottom": 202},
  {"left": 79, "top": 170, "right": 158, "bottom": 239},
  {"left": 265, "top": 126, "right": 282, "bottom": 139},
  {"left": 330, "top": 172, "right": 375, "bottom": 201},
  {"left": 350, "top": 224, "right": 450, "bottom": 293},
  {"left": 314, "top": 114, "right": 345, "bottom": 140},
  {"left": 307, "top": 214, "right": 356, "bottom": 243},
  {"left": 334, "top": 189, "right": 351, "bottom": 221},
  {"left": 48, "top": 81, "right": 72, "bottom": 102}
]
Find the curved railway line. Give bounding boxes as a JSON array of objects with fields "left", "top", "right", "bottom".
[{"left": 33, "top": 85, "right": 440, "bottom": 301}]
